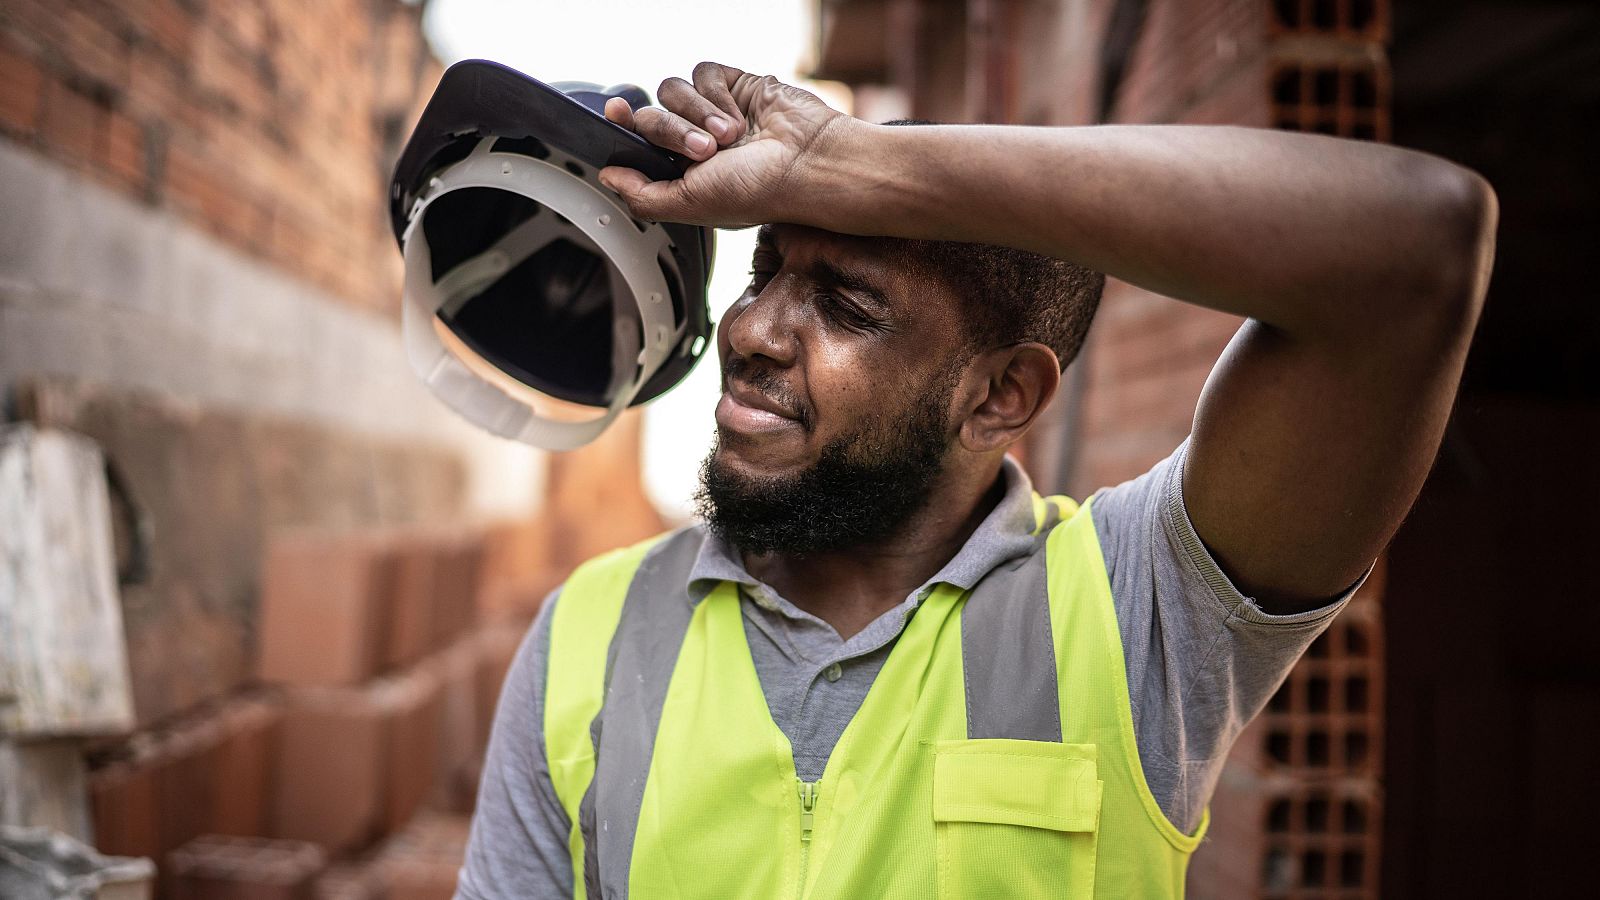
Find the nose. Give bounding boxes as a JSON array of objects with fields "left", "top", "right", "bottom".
[{"left": 719, "top": 279, "right": 799, "bottom": 369}]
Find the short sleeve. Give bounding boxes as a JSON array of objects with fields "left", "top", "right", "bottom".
[{"left": 1091, "top": 440, "right": 1364, "bottom": 833}]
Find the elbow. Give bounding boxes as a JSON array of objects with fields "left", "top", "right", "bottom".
[{"left": 1417, "top": 164, "right": 1498, "bottom": 340}]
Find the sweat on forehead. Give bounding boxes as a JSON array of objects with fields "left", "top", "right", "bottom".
[{"left": 752, "top": 224, "right": 961, "bottom": 312}]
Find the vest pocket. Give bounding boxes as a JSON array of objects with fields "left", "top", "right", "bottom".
[{"left": 932, "top": 739, "right": 1102, "bottom": 899}]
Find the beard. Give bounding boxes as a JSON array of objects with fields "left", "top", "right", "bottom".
[{"left": 695, "top": 366, "right": 960, "bottom": 557}]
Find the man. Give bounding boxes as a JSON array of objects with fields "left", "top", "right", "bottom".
[{"left": 456, "top": 63, "right": 1495, "bottom": 899}]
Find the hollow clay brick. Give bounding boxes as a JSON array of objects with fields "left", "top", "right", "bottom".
[
  {"left": 478, "top": 520, "right": 550, "bottom": 590},
  {"left": 476, "top": 520, "right": 560, "bottom": 624},
  {"left": 257, "top": 533, "right": 394, "bottom": 686},
  {"left": 211, "top": 694, "right": 284, "bottom": 836},
  {"left": 476, "top": 576, "right": 556, "bottom": 626},
  {"left": 156, "top": 717, "right": 225, "bottom": 864},
  {"left": 427, "top": 636, "right": 482, "bottom": 813},
  {"left": 381, "top": 664, "right": 444, "bottom": 834},
  {"left": 169, "top": 833, "right": 326, "bottom": 900},
  {"left": 430, "top": 532, "right": 484, "bottom": 648},
  {"left": 373, "top": 813, "right": 471, "bottom": 900},
  {"left": 89, "top": 754, "right": 163, "bottom": 862},
  {"left": 272, "top": 686, "right": 389, "bottom": 854},
  {"left": 384, "top": 533, "right": 438, "bottom": 671}
]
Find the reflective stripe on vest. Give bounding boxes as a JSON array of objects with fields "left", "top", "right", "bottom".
[{"left": 544, "top": 495, "right": 1207, "bottom": 899}]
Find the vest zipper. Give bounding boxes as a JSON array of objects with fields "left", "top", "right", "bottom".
[{"left": 797, "top": 779, "right": 820, "bottom": 895}]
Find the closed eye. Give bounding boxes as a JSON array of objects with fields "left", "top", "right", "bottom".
[
  {"left": 746, "top": 266, "right": 777, "bottom": 293},
  {"left": 812, "top": 290, "right": 887, "bottom": 333}
]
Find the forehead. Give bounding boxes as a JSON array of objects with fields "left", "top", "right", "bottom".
[
  {"left": 752, "top": 225, "right": 971, "bottom": 358},
  {"left": 754, "top": 224, "right": 944, "bottom": 304},
  {"left": 756, "top": 223, "right": 896, "bottom": 263}
]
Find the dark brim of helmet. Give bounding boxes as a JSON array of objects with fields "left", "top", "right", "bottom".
[
  {"left": 389, "top": 59, "right": 715, "bottom": 409},
  {"left": 392, "top": 60, "right": 682, "bottom": 244}
]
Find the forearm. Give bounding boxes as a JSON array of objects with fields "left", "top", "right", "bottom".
[{"left": 803, "top": 121, "right": 1495, "bottom": 338}]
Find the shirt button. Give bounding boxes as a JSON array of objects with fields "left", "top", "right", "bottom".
[{"left": 824, "top": 663, "right": 843, "bottom": 683}]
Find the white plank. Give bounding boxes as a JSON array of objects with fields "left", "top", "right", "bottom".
[{"left": 0, "top": 424, "right": 134, "bottom": 736}]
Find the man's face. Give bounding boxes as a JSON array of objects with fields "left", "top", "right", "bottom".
[
  {"left": 697, "top": 225, "right": 973, "bottom": 554},
  {"left": 710, "top": 225, "right": 969, "bottom": 476}
]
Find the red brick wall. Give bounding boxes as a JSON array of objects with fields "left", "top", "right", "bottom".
[
  {"left": 1066, "top": 0, "right": 1266, "bottom": 496},
  {"left": 0, "top": 0, "right": 439, "bottom": 315},
  {"left": 1072, "top": 285, "right": 1242, "bottom": 493},
  {"left": 1112, "top": 0, "right": 1267, "bottom": 127}
]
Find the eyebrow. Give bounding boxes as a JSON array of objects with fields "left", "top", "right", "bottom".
[
  {"left": 752, "top": 226, "right": 893, "bottom": 313},
  {"left": 812, "top": 258, "right": 892, "bottom": 312}
]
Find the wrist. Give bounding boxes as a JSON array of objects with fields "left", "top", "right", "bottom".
[{"left": 785, "top": 116, "right": 895, "bottom": 234}]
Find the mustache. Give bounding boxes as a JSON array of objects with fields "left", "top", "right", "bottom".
[{"left": 721, "top": 356, "right": 813, "bottom": 431}]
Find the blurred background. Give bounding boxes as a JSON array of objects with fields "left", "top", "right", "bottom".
[{"left": 0, "top": 0, "right": 1595, "bottom": 898}]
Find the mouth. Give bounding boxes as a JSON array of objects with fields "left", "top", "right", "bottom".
[{"left": 716, "top": 380, "right": 804, "bottom": 436}]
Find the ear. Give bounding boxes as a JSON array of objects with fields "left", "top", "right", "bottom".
[{"left": 956, "top": 342, "right": 1061, "bottom": 453}]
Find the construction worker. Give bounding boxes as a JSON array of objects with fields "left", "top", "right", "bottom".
[{"left": 455, "top": 63, "right": 1495, "bottom": 899}]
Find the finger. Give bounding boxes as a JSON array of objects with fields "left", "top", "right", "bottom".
[
  {"left": 598, "top": 166, "right": 694, "bottom": 222},
  {"left": 658, "top": 76, "right": 739, "bottom": 146},
  {"left": 631, "top": 106, "right": 716, "bottom": 161},
  {"left": 603, "top": 96, "right": 636, "bottom": 131},
  {"left": 692, "top": 61, "right": 748, "bottom": 142}
]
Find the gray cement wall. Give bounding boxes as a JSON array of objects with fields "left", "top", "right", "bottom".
[{"left": 0, "top": 139, "right": 543, "bottom": 516}]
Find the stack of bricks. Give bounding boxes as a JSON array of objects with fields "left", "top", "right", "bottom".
[
  {"left": 256, "top": 526, "right": 502, "bottom": 860},
  {"left": 88, "top": 692, "right": 285, "bottom": 897},
  {"left": 82, "top": 519, "right": 544, "bottom": 899}
]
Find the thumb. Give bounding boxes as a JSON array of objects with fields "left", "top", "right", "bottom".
[{"left": 599, "top": 166, "right": 694, "bottom": 223}]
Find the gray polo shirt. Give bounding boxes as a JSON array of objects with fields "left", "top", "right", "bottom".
[{"left": 457, "top": 442, "right": 1356, "bottom": 899}]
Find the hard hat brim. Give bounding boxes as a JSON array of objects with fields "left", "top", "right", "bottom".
[{"left": 389, "top": 59, "right": 715, "bottom": 413}]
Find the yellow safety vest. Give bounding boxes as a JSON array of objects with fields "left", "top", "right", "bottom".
[{"left": 545, "top": 496, "right": 1207, "bottom": 898}]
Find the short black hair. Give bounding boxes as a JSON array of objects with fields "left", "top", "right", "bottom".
[{"left": 880, "top": 120, "right": 1104, "bottom": 369}]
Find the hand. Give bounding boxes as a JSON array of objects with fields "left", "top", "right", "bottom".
[{"left": 598, "top": 62, "right": 847, "bottom": 228}]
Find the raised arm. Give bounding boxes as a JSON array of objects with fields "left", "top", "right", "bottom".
[{"left": 601, "top": 63, "right": 1497, "bottom": 612}]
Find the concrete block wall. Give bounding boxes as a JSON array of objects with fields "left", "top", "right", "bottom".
[{"left": 86, "top": 520, "right": 539, "bottom": 897}]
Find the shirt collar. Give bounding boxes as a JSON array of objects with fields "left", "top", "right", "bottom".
[{"left": 685, "top": 455, "right": 1042, "bottom": 607}]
